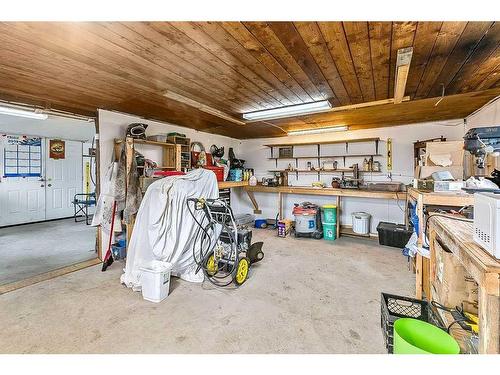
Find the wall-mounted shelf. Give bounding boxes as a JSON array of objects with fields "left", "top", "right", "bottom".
[
  {"left": 268, "top": 154, "right": 382, "bottom": 160},
  {"left": 265, "top": 138, "right": 382, "bottom": 172},
  {"left": 263, "top": 137, "right": 380, "bottom": 148},
  {"left": 268, "top": 169, "right": 382, "bottom": 174}
]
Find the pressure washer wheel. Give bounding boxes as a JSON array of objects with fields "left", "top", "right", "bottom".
[
  {"left": 234, "top": 257, "right": 250, "bottom": 286},
  {"left": 205, "top": 252, "right": 218, "bottom": 276}
]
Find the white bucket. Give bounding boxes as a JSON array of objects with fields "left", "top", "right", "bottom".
[
  {"left": 140, "top": 260, "right": 172, "bottom": 303},
  {"left": 352, "top": 212, "right": 371, "bottom": 235}
]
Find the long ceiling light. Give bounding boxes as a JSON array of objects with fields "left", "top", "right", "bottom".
[
  {"left": 288, "top": 125, "right": 348, "bottom": 136},
  {"left": 0, "top": 105, "right": 48, "bottom": 120},
  {"left": 394, "top": 47, "right": 413, "bottom": 104},
  {"left": 243, "top": 100, "right": 332, "bottom": 121}
]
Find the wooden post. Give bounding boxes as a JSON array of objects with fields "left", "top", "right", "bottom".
[
  {"left": 479, "top": 274, "right": 500, "bottom": 353},
  {"left": 125, "top": 137, "right": 135, "bottom": 248},
  {"left": 278, "top": 192, "right": 283, "bottom": 220},
  {"left": 336, "top": 195, "right": 341, "bottom": 239},
  {"left": 415, "top": 194, "right": 424, "bottom": 299}
]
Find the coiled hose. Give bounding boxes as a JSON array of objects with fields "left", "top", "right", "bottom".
[{"left": 186, "top": 198, "right": 240, "bottom": 287}]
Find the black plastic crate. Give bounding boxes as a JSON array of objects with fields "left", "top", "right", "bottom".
[
  {"left": 381, "top": 292, "right": 444, "bottom": 353},
  {"left": 377, "top": 222, "right": 413, "bottom": 248}
]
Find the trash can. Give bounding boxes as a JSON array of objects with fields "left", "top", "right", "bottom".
[
  {"left": 352, "top": 212, "right": 371, "bottom": 235},
  {"left": 140, "top": 261, "right": 172, "bottom": 303},
  {"left": 394, "top": 318, "right": 460, "bottom": 354},
  {"left": 322, "top": 223, "right": 337, "bottom": 240},
  {"left": 322, "top": 204, "right": 337, "bottom": 223}
]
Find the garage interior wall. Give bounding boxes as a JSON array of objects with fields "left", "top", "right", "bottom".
[
  {"left": 97, "top": 109, "right": 243, "bottom": 252},
  {"left": 98, "top": 99, "right": 499, "bottom": 236},
  {"left": 231, "top": 120, "right": 467, "bottom": 233}
]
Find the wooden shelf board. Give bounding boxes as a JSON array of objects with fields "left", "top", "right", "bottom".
[
  {"left": 268, "top": 169, "right": 383, "bottom": 174},
  {"left": 339, "top": 226, "right": 377, "bottom": 239},
  {"left": 268, "top": 154, "right": 382, "bottom": 160},
  {"left": 264, "top": 137, "right": 380, "bottom": 148}
]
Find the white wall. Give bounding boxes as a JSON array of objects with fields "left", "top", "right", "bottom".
[
  {"left": 466, "top": 97, "right": 500, "bottom": 130},
  {"left": 232, "top": 121, "right": 466, "bottom": 233},
  {"left": 97, "top": 109, "right": 243, "bottom": 253},
  {"left": 0, "top": 113, "right": 95, "bottom": 141}
]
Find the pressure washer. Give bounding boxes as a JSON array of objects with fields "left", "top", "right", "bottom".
[{"left": 186, "top": 197, "right": 264, "bottom": 287}]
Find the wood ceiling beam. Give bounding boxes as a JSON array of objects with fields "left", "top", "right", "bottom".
[{"left": 163, "top": 90, "right": 246, "bottom": 126}]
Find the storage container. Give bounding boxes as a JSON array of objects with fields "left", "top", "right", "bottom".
[
  {"left": 255, "top": 219, "right": 267, "bottom": 229},
  {"left": 322, "top": 223, "right": 337, "bottom": 240},
  {"left": 322, "top": 205, "right": 337, "bottom": 224},
  {"left": 376, "top": 222, "right": 413, "bottom": 248},
  {"left": 352, "top": 212, "right": 371, "bottom": 234},
  {"left": 203, "top": 166, "right": 224, "bottom": 182},
  {"left": 394, "top": 318, "right": 459, "bottom": 354},
  {"left": 380, "top": 292, "right": 444, "bottom": 353},
  {"left": 140, "top": 261, "right": 172, "bottom": 303}
]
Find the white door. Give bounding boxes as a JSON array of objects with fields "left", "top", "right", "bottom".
[
  {"left": 0, "top": 135, "right": 46, "bottom": 226},
  {"left": 45, "top": 140, "right": 83, "bottom": 220}
]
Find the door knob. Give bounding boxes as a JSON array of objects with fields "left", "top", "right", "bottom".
[
  {"left": 47, "top": 184, "right": 52, "bottom": 187},
  {"left": 40, "top": 184, "right": 45, "bottom": 187}
]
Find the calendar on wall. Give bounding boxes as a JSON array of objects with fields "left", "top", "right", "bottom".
[{"left": 2, "top": 134, "right": 42, "bottom": 177}]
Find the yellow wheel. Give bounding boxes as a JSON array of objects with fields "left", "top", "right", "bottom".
[
  {"left": 206, "top": 254, "right": 218, "bottom": 276},
  {"left": 235, "top": 257, "right": 250, "bottom": 285}
]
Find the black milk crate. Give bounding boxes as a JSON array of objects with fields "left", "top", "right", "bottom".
[{"left": 381, "top": 292, "right": 444, "bottom": 353}]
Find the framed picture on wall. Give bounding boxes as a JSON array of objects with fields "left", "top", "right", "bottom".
[{"left": 49, "top": 139, "right": 65, "bottom": 159}]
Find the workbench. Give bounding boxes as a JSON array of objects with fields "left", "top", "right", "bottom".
[
  {"left": 406, "top": 187, "right": 475, "bottom": 299},
  {"left": 428, "top": 216, "right": 500, "bottom": 353},
  {"left": 244, "top": 184, "right": 406, "bottom": 239}
]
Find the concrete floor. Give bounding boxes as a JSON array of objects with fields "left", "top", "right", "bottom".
[
  {"left": 0, "top": 229, "right": 413, "bottom": 353},
  {"left": 0, "top": 218, "right": 97, "bottom": 285}
]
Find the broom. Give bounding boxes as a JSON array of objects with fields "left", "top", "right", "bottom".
[{"left": 102, "top": 201, "right": 117, "bottom": 271}]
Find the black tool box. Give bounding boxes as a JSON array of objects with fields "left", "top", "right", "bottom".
[{"left": 376, "top": 222, "right": 413, "bottom": 248}]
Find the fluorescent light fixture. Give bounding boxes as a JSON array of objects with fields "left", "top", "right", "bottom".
[
  {"left": 243, "top": 100, "right": 332, "bottom": 121},
  {"left": 0, "top": 105, "right": 48, "bottom": 120},
  {"left": 288, "top": 125, "right": 348, "bottom": 136}
]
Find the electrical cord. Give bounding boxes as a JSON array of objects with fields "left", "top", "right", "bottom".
[{"left": 431, "top": 301, "right": 473, "bottom": 334}]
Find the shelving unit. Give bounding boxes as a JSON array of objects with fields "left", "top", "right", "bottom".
[
  {"left": 265, "top": 138, "right": 382, "bottom": 179},
  {"left": 167, "top": 135, "right": 191, "bottom": 171}
]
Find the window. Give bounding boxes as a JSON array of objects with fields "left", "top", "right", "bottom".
[{"left": 3, "top": 135, "right": 42, "bottom": 177}]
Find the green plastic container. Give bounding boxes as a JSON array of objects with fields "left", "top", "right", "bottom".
[
  {"left": 394, "top": 318, "right": 460, "bottom": 354},
  {"left": 323, "top": 223, "right": 337, "bottom": 241},
  {"left": 322, "top": 205, "right": 337, "bottom": 224}
]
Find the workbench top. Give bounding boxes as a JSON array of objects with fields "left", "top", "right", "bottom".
[
  {"left": 430, "top": 216, "right": 500, "bottom": 275},
  {"left": 218, "top": 181, "right": 249, "bottom": 189},
  {"left": 245, "top": 184, "right": 405, "bottom": 200},
  {"left": 407, "top": 187, "right": 475, "bottom": 206}
]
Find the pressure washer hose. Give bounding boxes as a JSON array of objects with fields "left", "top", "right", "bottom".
[{"left": 186, "top": 198, "right": 239, "bottom": 287}]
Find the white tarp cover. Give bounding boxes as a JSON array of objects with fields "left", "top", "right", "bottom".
[{"left": 121, "top": 169, "right": 219, "bottom": 289}]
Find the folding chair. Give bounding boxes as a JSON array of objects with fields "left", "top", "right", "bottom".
[{"left": 73, "top": 192, "right": 96, "bottom": 225}]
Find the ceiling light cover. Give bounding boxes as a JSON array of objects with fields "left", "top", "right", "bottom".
[
  {"left": 243, "top": 100, "right": 332, "bottom": 121},
  {"left": 288, "top": 125, "right": 348, "bottom": 136},
  {"left": 0, "top": 105, "right": 48, "bottom": 120}
]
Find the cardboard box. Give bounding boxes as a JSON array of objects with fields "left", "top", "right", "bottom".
[
  {"left": 425, "top": 141, "right": 464, "bottom": 167},
  {"left": 416, "top": 165, "right": 464, "bottom": 180}
]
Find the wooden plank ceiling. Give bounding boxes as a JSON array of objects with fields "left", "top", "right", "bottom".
[{"left": 0, "top": 22, "right": 499, "bottom": 139}]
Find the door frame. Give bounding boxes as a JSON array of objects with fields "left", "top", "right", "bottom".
[{"left": 0, "top": 111, "right": 101, "bottom": 295}]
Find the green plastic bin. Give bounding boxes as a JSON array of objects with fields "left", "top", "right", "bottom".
[
  {"left": 394, "top": 318, "right": 460, "bottom": 354},
  {"left": 323, "top": 223, "right": 337, "bottom": 241},
  {"left": 322, "top": 205, "right": 337, "bottom": 224}
]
